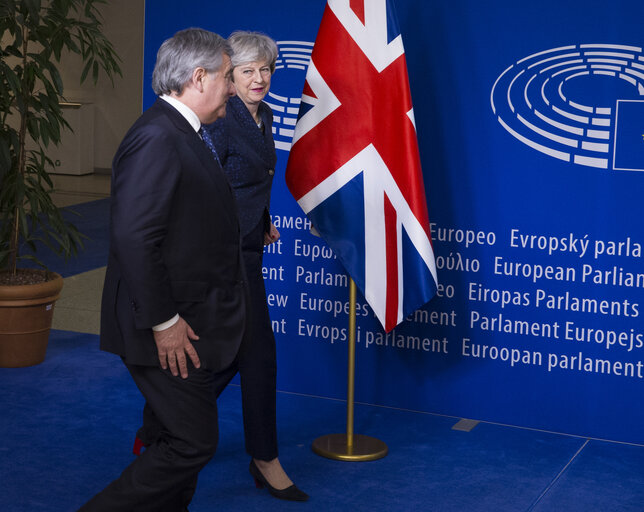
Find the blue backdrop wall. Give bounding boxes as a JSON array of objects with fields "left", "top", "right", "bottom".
[{"left": 143, "top": 0, "right": 644, "bottom": 445}]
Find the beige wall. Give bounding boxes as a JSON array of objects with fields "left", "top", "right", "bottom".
[{"left": 59, "top": 0, "right": 145, "bottom": 171}]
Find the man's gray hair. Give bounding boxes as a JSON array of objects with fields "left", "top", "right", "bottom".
[
  {"left": 228, "top": 31, "right": 278, "bottom": 73},
  {"left": 152, "top": 28, "right": 232, "bottom": 95}
]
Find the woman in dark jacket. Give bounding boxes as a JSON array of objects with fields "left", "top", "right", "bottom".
[{"left": 205, "top": 31, "right": 308, "bottom": 502}]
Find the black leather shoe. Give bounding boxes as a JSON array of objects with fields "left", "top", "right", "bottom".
[{"left": 249, "top": 459, "right": 309, "bottom": 501}]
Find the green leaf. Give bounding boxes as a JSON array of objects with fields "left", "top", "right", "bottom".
[
  {"left": 80, "top": 58, "right": 92, "bottom": 83},
  {"left": 0, "top": 138, "right": 10, "bottom": 171},
  {"left": 48, "top": 66, "right": 64, "bottom": 94},
  {"left": 20, "top": 253, "right": 47, "bottom": 270},
  {"left": 4, "top": 67, "right": 22, "bottom": 96},
  {"left": 24, "top": 0, "right": 42, "bottom": 22}
]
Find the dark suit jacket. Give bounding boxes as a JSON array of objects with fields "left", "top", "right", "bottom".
[
  {"left": 100, "top": 99, "right": 247, "bottom": 371},
  {"left": 205, "top": 95, "right": 277, "bottom": 237}
]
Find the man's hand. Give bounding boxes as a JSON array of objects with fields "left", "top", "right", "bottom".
[
  {"left": 264, "top": 223, "right": 280, "bottom": 245},
  {"left": 153, "top": 316, "right": 201, "bottom": 378}
]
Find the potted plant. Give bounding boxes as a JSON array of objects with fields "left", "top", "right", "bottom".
[{"left": 0, "top": 0, "right": 121, "bottom": 367}]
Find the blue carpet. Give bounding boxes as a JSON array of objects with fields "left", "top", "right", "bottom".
[
  {"left": 2, "top": 329, "right": 643, "bottom": 511},
  {"left": 19, "top": 198, "right": 110, "bottom": 277},
  {"left": 532, "top": 440, "right": 644, "bottom": 512}
]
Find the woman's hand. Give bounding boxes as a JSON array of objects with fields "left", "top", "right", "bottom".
[{"left": 264, "top": 223, "right": 280, "bottom": 245}]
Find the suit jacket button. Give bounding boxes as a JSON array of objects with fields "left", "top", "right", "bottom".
[{"left": 268, "top": 169, "right": 274, "bottom": 176}]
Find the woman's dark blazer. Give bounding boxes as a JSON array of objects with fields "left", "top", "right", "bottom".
[
  {"left": 100, "top": 99, "right": 248, "bottom": 371},
  {"left": 206, "top": 95, "right": 277, "bottom": 237}
]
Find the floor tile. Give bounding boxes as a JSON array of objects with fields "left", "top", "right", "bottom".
[{"left": 52, "top": 267, "right": 105, "bottom": 334}]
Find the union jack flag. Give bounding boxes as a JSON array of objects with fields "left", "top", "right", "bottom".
[{"left": 285, "top": 0, "right": 437, "bottom": 332}]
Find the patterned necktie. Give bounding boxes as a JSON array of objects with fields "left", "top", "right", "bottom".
[{"left": 199, "top": 127, "right": 222, "bottom": 167}]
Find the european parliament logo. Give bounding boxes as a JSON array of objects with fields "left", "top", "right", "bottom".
[
  {"left": 491, "top": 44, "right": 644, "bottom": 171},
  {"left": 265, "top": 40, "right": 313, "bottom": 152}
]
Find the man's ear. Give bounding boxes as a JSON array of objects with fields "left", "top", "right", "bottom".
[{"left": 191, "top": 67, "right": 207, "bottom": 92}]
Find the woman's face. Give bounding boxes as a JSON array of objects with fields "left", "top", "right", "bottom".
[{"left": 232, "top": 60, "right": 272, "bottom": 109}]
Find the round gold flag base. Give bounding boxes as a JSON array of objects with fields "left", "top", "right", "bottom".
[{"left": 312, "top": 433, "right": 388, "bottom": 461}]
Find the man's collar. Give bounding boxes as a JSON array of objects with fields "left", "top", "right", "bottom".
[{"left": 160, "top": 94, "right": 201, "bottom": 132}]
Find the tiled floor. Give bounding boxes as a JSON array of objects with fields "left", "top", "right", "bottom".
[
  {"left": 50, "top": 172, "right": 111, "bottom": 207},
  {"left": 50, "top": 173, "right": 110, "bottom": 334},
  {"left": 52, "top": 267, "right": 106, "bottom": 334}
]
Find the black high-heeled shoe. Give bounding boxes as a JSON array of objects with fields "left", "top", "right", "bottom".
[{"left": 249, "top": 459, "right": 309, "bottom": 502}]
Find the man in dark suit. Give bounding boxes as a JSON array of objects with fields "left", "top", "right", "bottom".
[{"left": 79, "top": 28, "right": 245, "bottom": 512}]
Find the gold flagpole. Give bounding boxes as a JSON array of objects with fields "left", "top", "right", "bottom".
[{"left": 311, "top": 278, "right": 388, "bottom": 461}]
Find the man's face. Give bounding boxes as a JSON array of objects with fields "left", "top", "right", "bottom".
[{"left": 202, "top": 54, "right": 235, "bottom": 123}]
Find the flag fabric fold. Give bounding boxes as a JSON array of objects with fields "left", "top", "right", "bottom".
[{"left": 285, "top": 0, "right": 437, "bottom": 332}]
